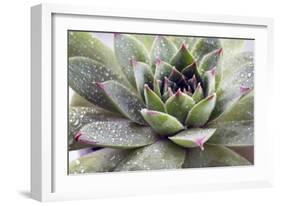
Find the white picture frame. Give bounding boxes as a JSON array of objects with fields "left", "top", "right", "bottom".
[{"left": 31, "top": 3, "right": 274, "bottom": 202}]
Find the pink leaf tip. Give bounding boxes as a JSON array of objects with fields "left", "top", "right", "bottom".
[
  {"left": 180, "top": 43, "right": 189, "bottom": 50},
  {"left": 175, "top": 88, "right": 182, "bottom": 97},
  {"left": 156, "top": 58, "right": 162, "bottom": 65},
  {"left": 74, "top": 132, "right": 82, "bottom": 141},
  {"left": 195, "top": 137, "right": 206, "bottom": 151},
  {"left": 240, "top": 86, "right": 250, "bottom": 94},
  {"left": 210, "top": 67, "right": 217, "bottom": 76},
  {"left": 130, "top": 59, "right": 137, "bottom": 67},
  {"left": 96, "top": 82, "right": 105, "bottom": 90},
  {"left": 216, "top": 48, "right": 223, "bottom": 55}
]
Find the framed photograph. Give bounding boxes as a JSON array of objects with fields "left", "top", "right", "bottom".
[{"left": 31, "top": 3, "right": 274, "bottom": 201}]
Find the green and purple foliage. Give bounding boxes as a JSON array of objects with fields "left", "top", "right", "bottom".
[{"left": 68, "top": 32, "right": 254, "bottom": 174}]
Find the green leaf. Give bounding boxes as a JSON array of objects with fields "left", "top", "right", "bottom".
[
  {"left": 133, "top": 34, "right": 155, "bottom": 51},
  {"left": 154, "top": 60, "right": 173, "bottom": 83},
  {"left": 208, "top": 91, "right": 254, "bottom": 147},
  {"left": 230, "top": 146, "right": 254, "bottom": 163},
  {"left": 68, "top": 107, "right": 121, "bottom": 150},
  {"left": 221, "top": 39, "right": 246, "bottom": 56},
  {"left": 76, "top": 119, "right": 159, "bottom": 148},
  {"left": 144, "top": 85, "right": 165, "bottom": 112},
  {"left": 212, "top": 90, "right": 254, "bottom": 123},
  {"left": 133, "top": 61, "right": 154, "bottom": 99},
  {"left": 68, "top": 32, "right": 119, "bottom": 70},
  {"left": 169, "top": 128, "right": 216, "bottom": 150},
  {"left": 114, "top": 140, "right": 186, "bottom": 171},
  {"left": 114, "top": 34, "right": 150, "bottom": 88},
  {"left": 168, "top": 67, "right": 186, "bottom": 85},
  {"left": 96, "top": 80, "right": 146, "bottom": 124},
  {"left": 141, "top": 109, "right": 184, "bottom": 136},
  {"left": 203, "top": 68, "right": 216, "bottom": 96},
  {"left": 70, "top": 91, "right": 94, "bottom": 107},
  {"left": 222, "top": 51, "right": 254, "bottom": 78},
  {"left": 69, "top": 148, "right": 132, "bottom": 174},
  {"left": 181, "top": 62, "right": 198, "bottom": 79},
  {"left": 150, "top": 36, "right": 177, "bottom": 67},
  {"left": 170, "top": 44, "right": 194, "bottom": 71},
  {"left": 191, "top": 38, "right": 222, "bottom": 63},
  {"left": 183, "top": 144, "right": 251, "bottom": 168},
  {"left": 198, "top": 48, "right": 223, "bottom": 74},
  {"left": 165, "top": 90, "right": 195, "bottom": 123},
  {"left": 211, "top": 61, "right": 254, "bottom": 120},
  {"left": 69, "top": 57, "right": 126, "bottom": 113},
  {"left": 207, "top": 120, "right": 254, "bottom": 147},
  {"left": 185, "top": 94, "right": 216, "bottom": 127},
  {"left": 153, "top": 78, "right": 161, "bottom": 97},
  {"left": 192, "top": 83, "right": 204, "bottom": 103}
]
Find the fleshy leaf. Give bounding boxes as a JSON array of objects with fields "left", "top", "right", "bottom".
[
  {"left": 203, "top": 67, "right": 216, "bottom": 96},
  {"left": 68, "top": 32, "right": 120, "bottom": 70},
  {"left": 133, "top": 61, "right": 154, "bottom": 99},
  {"left": 168, "top": 67, "right": 186, "bottom": 85},
  {"left": 96, "top": 80, "right": 146, "bottom": 124},
  {"left": 114, "top": 140, "right": 186, "bottom": 171},
  {"left": 150, "top": 36, "right": 177, "bottom": 67},
  {"left": 68, "top": 107, "right": 121, "bottom": 150},
  {"left": 144, "top": 85, "right": 165, "bottom": 112},
  {"left": 140, "top": 109, "right": 184, "bottom": 136},
  {"left": 153, "top": 78, "right": 161, "bottom": 97},
  {"left": 170, "top": 44, "right": 194, "bottom": 71},
  {"left": 69, "top": 57, "right": 126, "bottom": 113},
  {"left": 165, "top": 90, "right": 195, "bottom": 123},
  {"left": 183, "top": 145, "right": 251, "bottom": 168},
  {"left": 70, "top": 91, "right": 94, "bottom": 107},
  {"left": 114, "top": 34, "right": 150, "bottom": 88},
  {"left": 211, "top": 60, "right": 254, "bottom": 120},
  {"left": 69, "top": 148, "right": 132, "bottom": 174},
  {"left": 212, "top": 90, "right": 254, "bottom": 123},
  {"left": 198, "top": 48, "right": 223, "bottom": 74},
  {"left": 181, "top": 62, "right": 198, "bottom": 79},
  {"left": 230, "top": 146, "right": 254, "bottom": 163},
  {"left": 169, "top": 128, "right": 216, "bottom": 150},
  {"left": 192, "top": 83, "right": 204, "bottom": 103},
  {"left": 207, "top": 120, "right": 254, "bottom": 147},
  {"left": 221, "top": 39, "right": 246, "bottom": 56},
  {"left": 222, "top": 51, "right": 254, "bottom": 79},
  {"left": 185, "top": 93, "right": 216, "bottom": 127},
  {"left": 154, "top": 60, "right": 173, "bottom": 83},
  {"left": 191, "top": 38, "right": 222, "bottom": 63},
  {"left": 133, "top": 34, "right": 155, "bottom": 50},
  {"left": 199, "top": 48, "right": 223, "bottom": 88},
  {"left": 76, "top": 119, "right": 159, "bottom": 148}
]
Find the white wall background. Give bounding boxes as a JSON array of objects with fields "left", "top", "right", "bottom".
[{"left": 0, "top": 0, "right": 280, "bottom": 205}]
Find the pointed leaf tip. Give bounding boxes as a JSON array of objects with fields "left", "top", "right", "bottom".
[
  {"left": 210, "top": 66, "right": 216, "bottom": 76},
  {"left": 95, "top": 82, "right": 105, "bottom": 90},
  {"left": 168, "top": 128, "right": 216, "bottom": 149},
  {"left": 181, "top": 43, "right": 188, "bottom": 50},
  {"left": 74, "top": 131, "right": 82, "bottom": 141},
  {"left": 156, "top": 58, "right": 162, "bottom": 65},
  {"left": 240, "top": 86, "right": 251, "bottom": 94},
  {"left": 131, "top": 59, "right": 138, "bottom": 67},
  {"left": 195, "top": 137, "right": 206, "bottom": 151}
]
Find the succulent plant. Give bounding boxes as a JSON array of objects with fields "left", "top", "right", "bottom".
[{"left": 68, "top": 32, "right": 254, "bottom": 174}]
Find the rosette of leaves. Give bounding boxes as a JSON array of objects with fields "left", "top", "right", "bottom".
[{"left": 68, "top": 32, "right": 254, "bottom": 174}]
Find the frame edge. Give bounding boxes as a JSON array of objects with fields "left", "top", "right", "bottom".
[{"left": 31, "top": 4, "right": 43, "bottom": 201}]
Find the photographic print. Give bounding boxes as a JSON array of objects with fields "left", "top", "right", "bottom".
[{"left": 68, "top": 31, "right": 254, "bottom": 175}]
